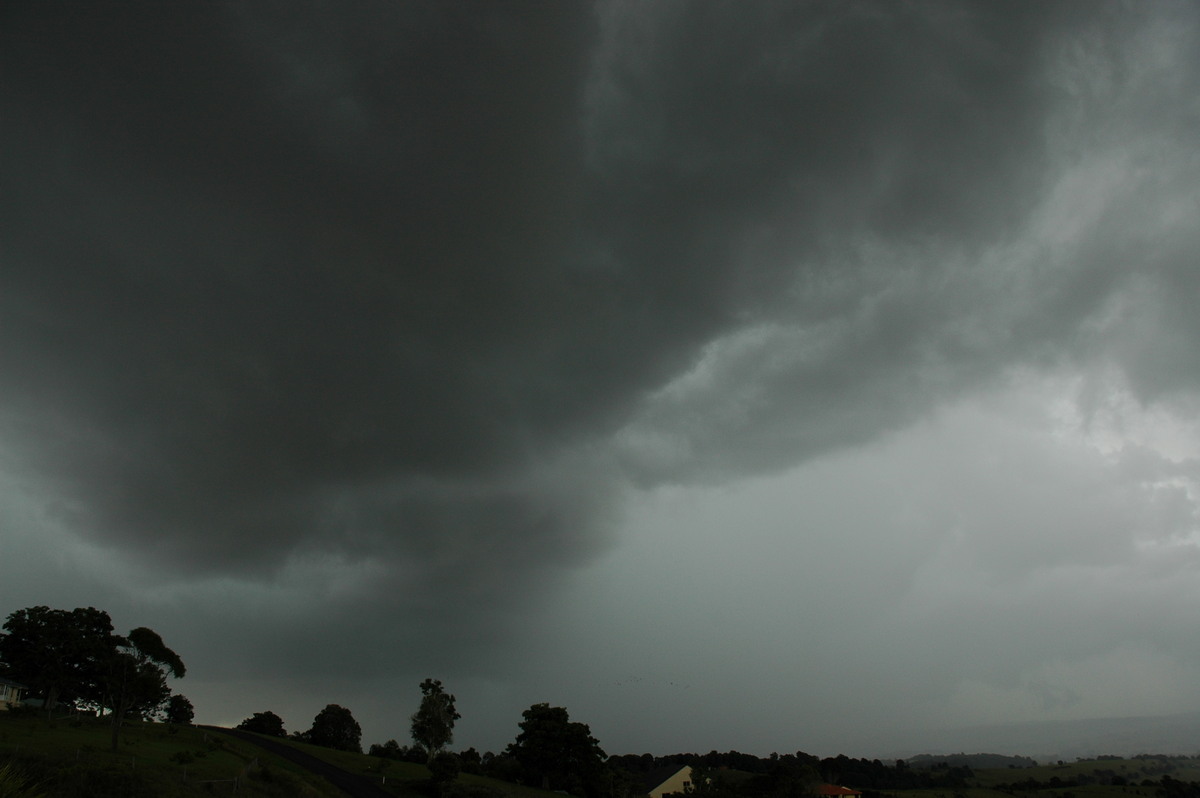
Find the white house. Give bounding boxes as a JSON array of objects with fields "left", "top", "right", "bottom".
[{"left": 0, "top": 677, "right": 28, "bottom": 710}]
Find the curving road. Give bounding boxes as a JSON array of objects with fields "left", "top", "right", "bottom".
[{"left": 203, "top": 726, "right": 396, "bottom": 797}]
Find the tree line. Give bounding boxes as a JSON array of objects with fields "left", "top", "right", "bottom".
[
  {"left": 238, "top": 681, "right": 611, "bottom": 796},
  {"left": 233, "top": 679, "right": 981, "bottom": 798},
  {"left": 230, "top": 673, "right": 990, "bottom": 798},
  {"left": 0, "top": 605, "right": 191, "bottom": 752}
]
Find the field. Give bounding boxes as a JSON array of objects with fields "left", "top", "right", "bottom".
[
  {"left": 0, "top": 708, "right": 345, "bottom": 796},
  {"left": 0, "top": 709, "right": 554, "bottom": 798}
]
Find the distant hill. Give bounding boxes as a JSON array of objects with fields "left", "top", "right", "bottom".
[
  {"left": 878, "top": 711, "right": 1200, "bottom": 762},
  {"left": 907, "top": 753, "right": 1037, "bottom": 769}
]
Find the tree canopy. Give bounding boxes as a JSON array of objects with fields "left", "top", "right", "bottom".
[
  {"left": 0, "top": 605, "right": 186, "bottom": 747},
  {"left": 0, "top": 606, "right": 116, "bottom": 715},
  {"left": 163, "top": 694, "right": 195, "bottom": 725},
  {"left": 507, "top": 703, "right": 607, "bottom": 796},
  {"left": 306, "top": 704, "right": 362, "bottom": 753},
  {"left": 238, "top": 710, "right": 288, "bottom": 737},
  {"left": 410, "top": 678, "right": 461, "bottom": 762},
  {"left": 103, "top": 626, "right": 186, "bottom": 750}
]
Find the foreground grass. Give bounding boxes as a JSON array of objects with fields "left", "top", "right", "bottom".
[
  {"left": 0, "top": 710, "right": 564, "bottom": 798},
  {"left": 245, "top": 733, "right": 565, "bottom": 798},
  {"left": 0, "top": 710, "right": 338, "bottom": 797}
]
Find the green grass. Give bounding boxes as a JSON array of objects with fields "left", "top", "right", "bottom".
[
  {"left": 255, "top": 734, "right": 567, "bottom": 798},
  {"left": 0, "top": 710, "right": 567, "bottom": 798},
  {"left": 0, "top": 710, "right": 339, "bottom": 796}
]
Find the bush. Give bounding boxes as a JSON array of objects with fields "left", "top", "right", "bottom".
[{"left": 430, "top": 752, "right": 463, "bottom": 794}]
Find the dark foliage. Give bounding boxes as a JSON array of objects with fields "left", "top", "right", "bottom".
[
  {"left": 0, "top": 605, "right": 186, "bottom": 753},
  {"left": 103, "top": 626, "right": 186, "bottom": 751},
  {"left": 370, "top": 738, "right": 427, "bottom": 763},
  {"left": 0, "top": 606, "right": 117, "bottom": 714},
  {"left": 162, "top": 693, "right": 194, "bottom": 725},
  {"left": 1158, "top": 775, "right": 1200, "bottom": 798},
  {"left": 411, "top": 678, "right": 461, "bottom": 762},
  {"left": 238, "top": 710, "right": 288, "bottom": 737},
  {"left": 306, "top": 703, "right": 362, "bottom": 753},
  {"left": 609, "top": 749, "right": 975, "bottom": 798},
  {"left": 430, "top": 751, "right": 463, "bottom": 794},
  {"left": 506, "top": 703, "right": 607, "bottom": 797}
]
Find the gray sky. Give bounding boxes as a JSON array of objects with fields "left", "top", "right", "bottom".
[{"left": 3, "top": 0, "right": 1200, "bottom": 759}]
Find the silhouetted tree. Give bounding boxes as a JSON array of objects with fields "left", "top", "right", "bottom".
[
  {"left": 507, "top": 703, "right": 607, "bottom": 797},
  {"left": 429, "top": 752, "right": 463, "bottom": 795},
  {"left": 460, "top": 747, "right": 483, "bottom": 774},
  {"left": 307, "top": 703, "right": 362, "bottom": 753},
  {"left": 163, "top": 693, "right": 194, "bottom": 725},
  {"left": 686, "top": 767, "right": 743, "bottom": 798},
  {"left": 411, "top": 678, "right": 461, "bottom": 763},
  {"left": 104, "top": 626, "right": 186, "bottom": 751},
  {"left": 0, "top": 606, "right": 117, "bottom": 717},
  {"left": 370, "top": 739, "right": 405, "bottom": 759},
  {"left": 238, "top": 710, "right": 287, "bottom": 737}
]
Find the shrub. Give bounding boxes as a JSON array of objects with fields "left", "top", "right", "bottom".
[{"left": 429, "top": 752, "right": 463, "bottom": 794}]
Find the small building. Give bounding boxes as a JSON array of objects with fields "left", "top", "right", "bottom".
[
  {"left": 644, "top": 765, "right": 694, "bottom": 798},
  {"left": 0, "top": 677, "right": 28, "bottom": 710},
  {"left": 817, "top": 785, "right": 862, "bottom": 798}
]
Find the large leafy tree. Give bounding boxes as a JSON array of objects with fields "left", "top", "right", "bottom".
[
  {"left": 507, "top": 703, "right": 607, "bottom": 796},
  {"left": 410, "top": 678, "right": 461, "bottom": 762},
  {"left": 238, "top": 710, "right": 288, "bottom": 737},
  {"left": 306, "top": 704, "right": 362, "bottom": 753},
  {"left": 0, "top": 606, "right": 117, "bottom": 717},
  {"left": 0, "top": 606, "right": 185, "bottom": 742},
  {"left": 104, "top": 626, "right": 186, "bottom": 750},
  {"left": 162, "top": 693, "right": 195, "bottom": 725}
]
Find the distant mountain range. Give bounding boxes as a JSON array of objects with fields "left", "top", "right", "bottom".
[{"left": 875, "top": 712, "right": 1200, "bottom": 763}]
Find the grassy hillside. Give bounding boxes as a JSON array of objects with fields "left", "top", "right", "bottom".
[
  {"left": 0, "top": 709, "right": 557, "bottom": 798},
  {"left": 0, "top": 709, "right": 341, "bottom": 796},
  {"left": 261, "top": 735, "right": 559, "bottom": 798}
]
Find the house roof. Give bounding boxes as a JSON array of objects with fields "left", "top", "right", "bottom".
[
  {"left": 0, "top": 677, "right": 29, "bottom": 689},
  {"left": 817, "top": 785, "right": 862, "bottom": 796},
  {"left": 642, "top": 765, "right": 693, "bottom": 795}
]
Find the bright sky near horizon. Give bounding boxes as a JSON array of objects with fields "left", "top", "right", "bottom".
[{"left": 3, "top": 0, "right": 1200, "bottom": 759}]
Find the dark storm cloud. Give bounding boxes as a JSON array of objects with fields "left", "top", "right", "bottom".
[
  {"left": 601, "top": 1, "right": 1200, "bottom": 483},
  {"left": 2, "top": 0, "right": 605, "bottom": 572},
  {"left": 3, "top": 0, "right": 1198, "bottom": 675}
]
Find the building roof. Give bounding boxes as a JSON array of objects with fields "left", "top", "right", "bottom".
[
  {"left": 0, "top": 677, "right": 29, "bottom": 689},
  {"left": 642, "top": 765, "right": 693, "bottom": 795},
  {"left": 817, "top": 785, "right": 862, "bottom": 797}
]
